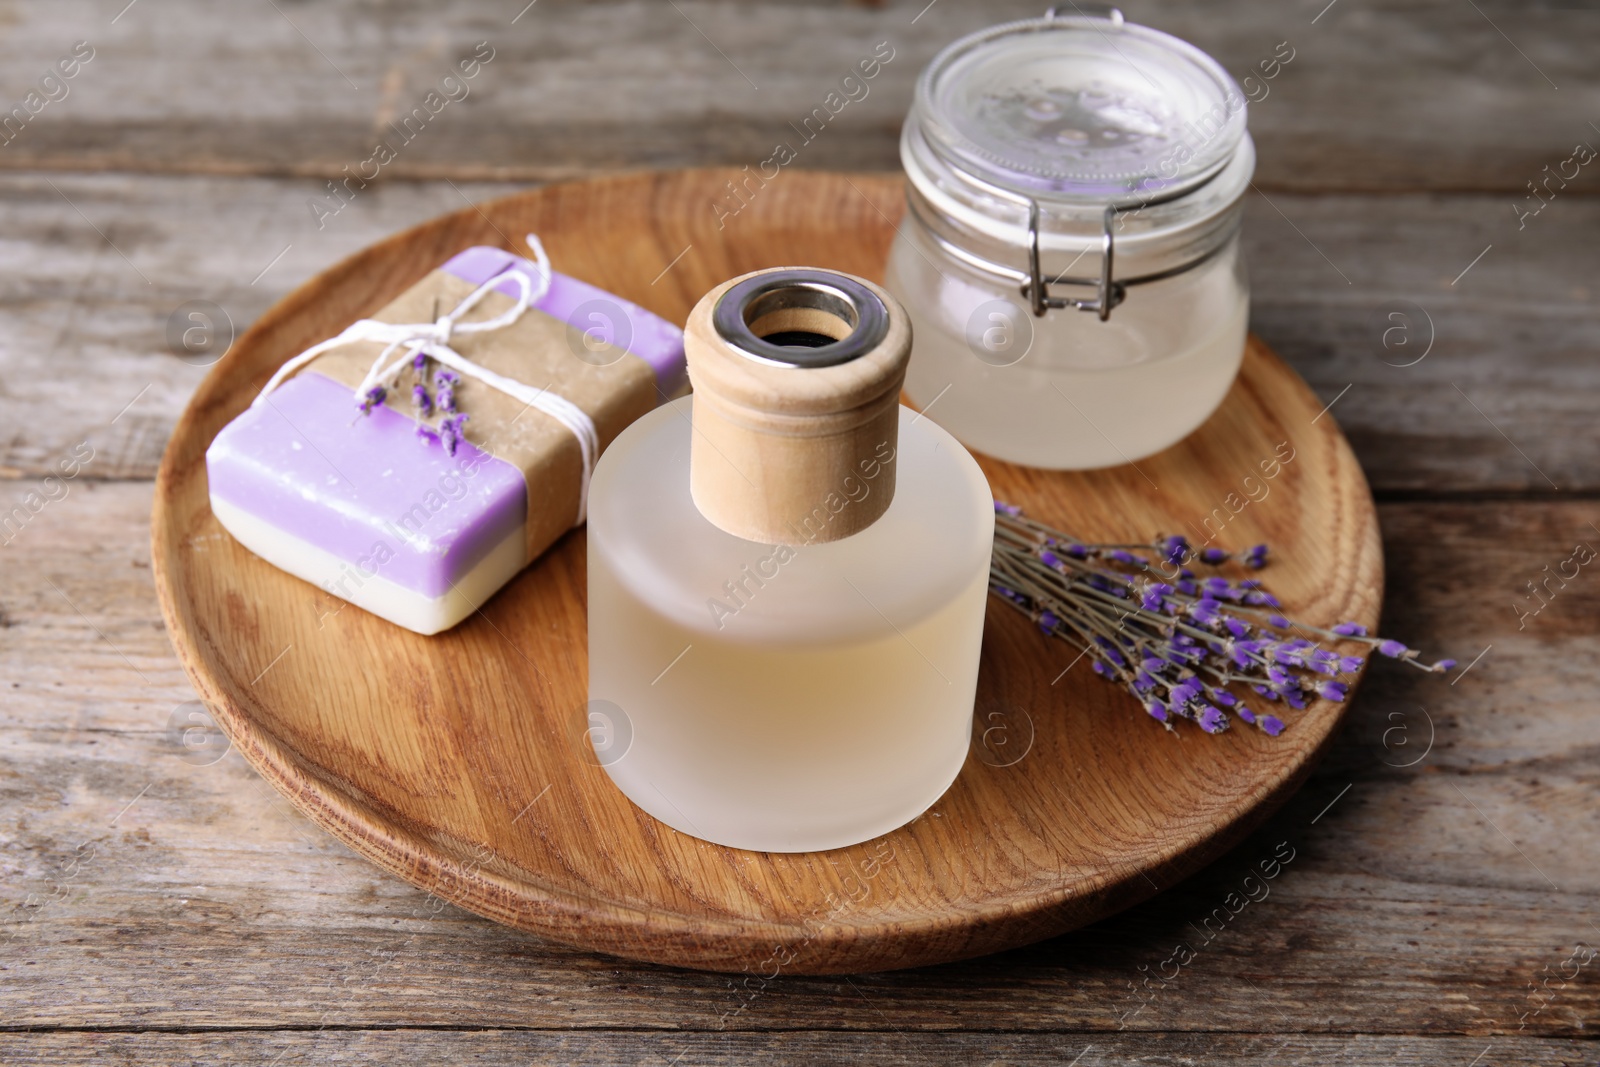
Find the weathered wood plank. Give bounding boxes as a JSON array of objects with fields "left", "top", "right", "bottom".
[
  {"left": 0, "top": 0, "right": 1592, "bottom": 192},
  {"left": 0, "top": 1032, "right": 1580, "bottom": 1066},
  {"left": 1, "top": 173, "right": 1596, "bottom": 491},
  {"left": 2, "top": 482, "right": 1596, "bottom": 1033}
]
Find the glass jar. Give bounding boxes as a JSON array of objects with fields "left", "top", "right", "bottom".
[{"left": 887, "top": 9, "right": 1255, "bottom": 470}]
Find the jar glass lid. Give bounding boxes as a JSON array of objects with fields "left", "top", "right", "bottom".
[{"left": 918, "top": 13, "right": 1247, "bottom": 201}]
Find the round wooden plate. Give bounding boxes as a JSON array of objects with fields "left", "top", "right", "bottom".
[{"left": 152, "top": 170, "right": 1381, "bottom": 975}]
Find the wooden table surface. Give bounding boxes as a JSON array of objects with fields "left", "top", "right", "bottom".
[{"left": 1, "top": 2, "right": 1595, "bottom": 1064}]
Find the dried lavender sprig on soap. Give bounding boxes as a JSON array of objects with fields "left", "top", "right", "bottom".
[{"left": 989, "top": 501, "right": 1454, "bottom": 737}]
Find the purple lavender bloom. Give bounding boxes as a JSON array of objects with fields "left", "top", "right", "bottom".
[
  {"left": 438, "top": 412, "right": 470, "bottom": 457},
  {"left": 1258, "top": 714, "right": 1285, "bottom": 736},
  {"left": 1142, "top": 656, "right": 1166, "bottom": 673},
  {"left": 1200, "top": 547, "right": 1229, "bottom": 565},
  {"left": 1243, "top": 591, "right": 1282, "bottom": 608},
  {"left": 1205, "top": 576, "right": 1231, "bottom": 595},
  {"left": 1339, "top": 656, "right": 1365, "bottom": 674},
  {"left": 412, "top": 351, "right": 427, "bottom": 373},
  {"left": 358, "top": 385, "right": 387, "bottom": 414},
  {"left": 1196, "top": 704, "right": 1228, "bottom": 734},
  {"left": 1145, "top": 700, "right": 1170, "bottom": 723},
  {"left": 1332, "top": 622, "right": 1368, "bottom": 637},
  {"left": 1236, "top": 706, "right": 1257, "bottom": 725},
  {"left": 1377, "top": 639, "right": 1410, "bottom": 659},
  {"left": 1162, "top": 535, "right": 1189, "bottom": 564},
  {"left": 1282, "top": 689, "right": 1307, "bottom": 711},
  {"left": 1318, "top": 681, "right": 1349, "bottom": 701},
  {"left": 1191, "top": 598, "right": 1223, "bottom": 625},
  {"left": 1039, "top": 550, "right": 1062, "bottom": 569},
  {"left": 1176, "top": 579, "right": 1197, "bottom": 597},
  {"left": 1091, "top": 659, "right": 1109, "bottom": 678},
  {"left": 1268, "top": 614, "right": 1290, "bottom": 628},
  {"left": 1133, "top": 671, "right": 1158, "bottom": 693},
  {"left": 1224, "top": 617, "right": 1250, "bottom": 639},
  {"left": 1245, "top": 544, "right": 1269, "bottom": 569},
  {"left": 412, "top": 384, "right": 433, "bottom": 416},
  {"left": 1435, "top": 659, "right": 1458, "bottom": 672},
  {"left": 1065, "top": 544, "right": 1089, "bottom": 560},
  {"left": 994, "top": 500, "right": 1023, "bottom": 517},
  {"left": 1093, "top": 636, "right": 1127, "bottom": 668},
  {"left": 1038, "top": 610, "right": 1059, "bottom": 633},
  {"left": 1211, "top": 688, "right": 1237, "bottom": 707},
  {"left": 414, "top": 422, "right": 437, "bottom": 444},
  {"left": 1252, "top": 684, "right": 1279, "bottom": 701},
  {"left": 1109, "top": 549, "right": 1140, "bottom": 565}
]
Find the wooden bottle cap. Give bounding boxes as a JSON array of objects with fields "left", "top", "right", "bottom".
[{"left": 685, "top": 267, "right": 911, "bottom": 545}]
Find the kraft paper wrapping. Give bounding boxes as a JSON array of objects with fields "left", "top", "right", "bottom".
[{"left": 297, "top": 267, "right": 659, "bottom": 565}]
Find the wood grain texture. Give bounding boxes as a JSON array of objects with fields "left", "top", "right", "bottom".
[
  {"left": 683, "top": 268, "right": 910, "bottom": 543},
  {"left": 5, "top": 173, "right": 1596, "bottom": 492},
  {"left": 0, "top": 1032, "right": 1581, "bottom": 1066},
  {"left": 0, "top": 0, "right": 1593, "bottom": 193},
  {"left": 3, "top": 481, "right": 1596, "bottom": 1036},
  {"left": 148, "top": 171, "right": 1381, "bottom": 974},
  {"left": 3, "top": 0, "right": 1596, "bottom": 1053}
]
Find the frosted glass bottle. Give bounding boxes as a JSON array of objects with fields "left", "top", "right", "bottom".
[{"left": 586, "top": 268, "right": 994, "bottom": 853}]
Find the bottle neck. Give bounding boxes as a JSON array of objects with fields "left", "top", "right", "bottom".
[{"left": 685, "top": 269, "right": 910, "bottom": 546}]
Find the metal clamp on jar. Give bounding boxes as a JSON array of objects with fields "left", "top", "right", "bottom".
[{"left": 887, "top": 8, "right": 1256, "bottom": 470}]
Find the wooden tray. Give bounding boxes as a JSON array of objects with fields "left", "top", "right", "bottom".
[{"left": 152, "top": 169, "right": 1381, "bottom": 975}]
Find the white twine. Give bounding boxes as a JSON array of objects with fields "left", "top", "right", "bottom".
[{"left": 253, "top": 234, "right": 601, "bottom": 525}]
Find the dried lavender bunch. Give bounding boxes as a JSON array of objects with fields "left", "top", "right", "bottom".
[
  {"left": 401, "top": 360, "right": 470, "bottom": 456},
  {"left": 990, "top": 502, "right": 1455, "bottom": 737}
]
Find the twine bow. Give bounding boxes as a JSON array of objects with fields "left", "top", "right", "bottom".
[{"left": 254, "top": 235, "right": 601, "bottom": 525}]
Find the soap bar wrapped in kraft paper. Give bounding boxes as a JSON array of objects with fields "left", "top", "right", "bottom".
[{"left": 206, "top": 242, "right": 687, "bottom": 635}]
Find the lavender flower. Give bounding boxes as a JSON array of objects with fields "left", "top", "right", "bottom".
[
  {"left": 358, "top": 385, "right": 386, "bottom": 414},
  {"left": 437, "top": 412, "right": 470, "bottom": 457},
  {"left": 412, "top": 383, "right": 433, "bottom": 416},
  {"left": 435, "top": 369, "right": 459, "bottom": 416},
  {"left": 988, "top": 503, "right": 1455, "bottom": 738}
]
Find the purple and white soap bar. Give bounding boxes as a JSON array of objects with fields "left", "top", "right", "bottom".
[{"left": 206, "top": 246, "right": 686, "bottom": 634}]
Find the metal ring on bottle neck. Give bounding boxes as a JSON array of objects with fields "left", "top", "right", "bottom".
[{"left": 712, "top": 270, "right": 890, "bottom": 369}]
